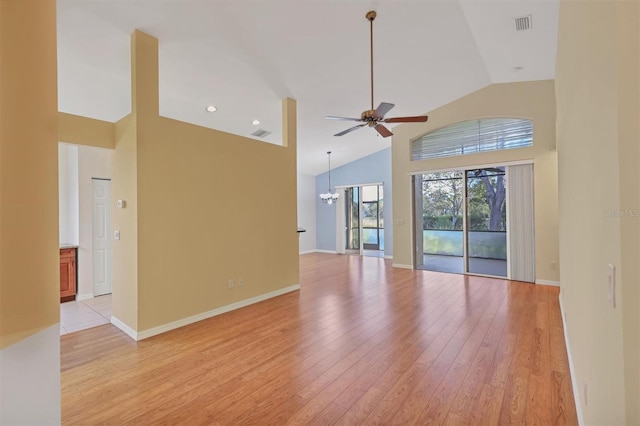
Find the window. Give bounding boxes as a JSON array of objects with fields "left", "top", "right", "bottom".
[{"left": 411, "top": 118, "right": 533, "bottom": 161}]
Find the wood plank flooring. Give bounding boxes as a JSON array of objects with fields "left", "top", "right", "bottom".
[{"left": 61, "top": 253, "right": 578, "bottom": 425}]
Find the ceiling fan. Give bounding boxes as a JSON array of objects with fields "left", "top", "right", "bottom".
[{"left": 325, "top": 10, "right": 429, "bottom": 138}]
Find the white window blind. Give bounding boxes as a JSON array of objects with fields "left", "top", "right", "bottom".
[
  {"left": 411, "top": 118, "right": 533, "bottom": 161},
  {"left": 507, "top": 164, "right": 535, "bottom": 283}
]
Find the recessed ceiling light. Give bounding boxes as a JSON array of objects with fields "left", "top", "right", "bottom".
[
  {"left": 252, "top": 119, "right": 260, "bottom": 125},
  {"left": 205, "top": 106, "right": 217, "bottom": 112}
]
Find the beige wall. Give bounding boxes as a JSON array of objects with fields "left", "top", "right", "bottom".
[
  {"left": 392, "top": 81, "right": 559, "bottom": 283},
  {"left": 111, "top": 113, "right": 139, "bottom": 330},
  {"left": 59, "top": 112, "right": 115, "bottom": 149},
  {"left": 110, "top": 31, "right": 299, "bottom": 333},
  {"left": 556, "top": 0, "right": 639, "bottom": 424},
  {"left": 0, "top": 0, "right": 61, "bottom": 423},
  {"left": 0, "top": 0, "right": 59, "bottom": 349}
]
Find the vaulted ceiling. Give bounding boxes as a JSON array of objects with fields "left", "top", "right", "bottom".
[{"left": 57, "top": 0, "right": 559, "bottom": 176}]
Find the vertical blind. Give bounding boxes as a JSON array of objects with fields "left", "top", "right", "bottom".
[
  {"left": 507, "top": 164, "right": 536, "bottom": 283},
  {"left": 411, "top": 118, "right": 533, "bottom": 161}
]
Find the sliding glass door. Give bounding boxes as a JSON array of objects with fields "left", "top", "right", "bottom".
[
  {"left": 465, "top": 168, "right": 507, "bottom": 277},
  {"left": 344, "top": 185, "right": 384, "bottom": 255},
  {"left": 415, "top": 167, "right": 508, "bottom": 277}
]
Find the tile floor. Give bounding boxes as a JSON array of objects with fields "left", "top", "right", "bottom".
[{"left": 60, "top": 294, "right": 112, "bottom": 335}]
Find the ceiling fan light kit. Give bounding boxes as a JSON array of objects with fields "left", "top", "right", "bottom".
[{"left": 324, "top": 10, "right": 429, "bottom": 138}]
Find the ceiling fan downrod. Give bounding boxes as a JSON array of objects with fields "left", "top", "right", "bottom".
[
  {"left": 366, "top": 10, "right": 376, "bottom": 112},
  {"left": 322, "top": 10, "right": 428, "bottom": 138}
]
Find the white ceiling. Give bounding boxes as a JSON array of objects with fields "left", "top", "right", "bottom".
[{"left": 57, "top": 0, "right": 559, "bottom": 176}]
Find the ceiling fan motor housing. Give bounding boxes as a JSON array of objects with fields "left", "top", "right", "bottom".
[{"left": 361, "top": 109, "right": 380, "bottom": 126}]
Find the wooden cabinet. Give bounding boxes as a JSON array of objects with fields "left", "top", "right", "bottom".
[{"left": 60, "top": 247, "right": 77, "bottom": 302}]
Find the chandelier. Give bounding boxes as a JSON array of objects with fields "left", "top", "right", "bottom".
[{"left": 319, "top": 151, "right": 339, "bottom": 205}]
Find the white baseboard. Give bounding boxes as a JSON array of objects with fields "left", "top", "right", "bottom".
[
  {"left": 299, "top": 250, "right": 316, "bottom": 255},
  {"left": 384, "top": 255, "right": 393, "bottom": 260},
  {"left": 110, "top": 316, "right": 138, "bottom": 340},
  {"left": 314, "top": 249, "right": 337, "bottom": 254},
  {"left": 559, "top": 294, "right": 584, "bottom": 425},
  {"left": 76, "top": 293, "right": 94, "bottom": 301},
  {"left": 392, "top": 263, "right": 412, "bottom": 270},
  {"left": 115, "top": 284, "right": 301, "bottom": 341},
  {"left": 535, "top": 279, "right": 560, "bottom": 287}
]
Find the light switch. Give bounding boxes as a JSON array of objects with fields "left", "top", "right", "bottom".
[{"left": 114, "top": 230, "right": 121, "bottom": 240}]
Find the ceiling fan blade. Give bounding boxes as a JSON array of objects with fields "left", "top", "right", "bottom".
[
  {"left": 335, "top": 123, "right": 367, "bottom": 136},
  {"left": 375, "top": 102, "right": 395, "bottom": 118},
  {"left": 384, "top": 115, "right": 429, "bottom": 123},
  {"left": 375, "top": 124, "right": 393, "bottom": 138},
  {"left": 325, "top": 116, "right": 363, "bottom": 122}
]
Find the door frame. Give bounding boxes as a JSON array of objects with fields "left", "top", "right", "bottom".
[
  {"left": 336, "top": 182, "right": 383, "bottom": 255},
  {"left": 410, "top": 160, "right": 533, "bottom": 278}
]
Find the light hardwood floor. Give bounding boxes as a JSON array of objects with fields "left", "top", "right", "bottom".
[{"left": 61, "top": 253, "right": 578, "bottom": 425}]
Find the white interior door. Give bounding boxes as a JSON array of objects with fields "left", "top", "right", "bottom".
[{"left": 92, "top": 179, "right": 112, "bottom": 296}]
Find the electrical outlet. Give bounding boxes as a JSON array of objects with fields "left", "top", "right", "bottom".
[
  {"left": 238, "top": 277, "right": 244, "bottom": 287},
  {"left": 228, "top": 279, "right": 234, "bottom": 289},
  {"left": 608, "top": 264, "right": 616, "bottom": 307}
]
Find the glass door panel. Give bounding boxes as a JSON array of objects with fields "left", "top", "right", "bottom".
[
  {"left": 345, "top": 187, "right": 359, "bottom": 250},
  {"left": 465, "top": 168, "right": 507, "bottom": 277},
  {"left": 362, "top": 185, "right": 379, "bottom": 250},
  {"left": 419, "top": 171, "right": 464, "bottom": 273}
]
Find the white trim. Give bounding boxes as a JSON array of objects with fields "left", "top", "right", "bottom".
[
  {"left": 408, "top": 159, "right": 534, "bottom": 176},
  {"left": 110, "top": 316, "right": 138, "bottom": 340},
  {"left": 335, "top": 182, "right": 383, "bottom": 189},
  {"left": 131, "top": 284, "right": 301, "bottom": 341},
  {"left": 559, "top": 294, "right": 585, "bottom": 426},
  {"left": 76, "top": 293, "right": 94, "bottom": 301},
  {"left": 336, "top": 193, "right": 346, "bottom": 255},
  {"left": 384, "top": 255, "right": 393, "bottom": 260},
  {"left": 315, "top": 249, "right": 338, "bottom": 255},
  {"left": 392, "top": 263, "right": 413, "bottom": 269},
  {"left": 299, "top": 250, "right": 316, "bottom": 255},
  {"left": 535, "top": 279, "right": 560, "bottom": 287},
  {"left": 506, "top": 166, "right": 512, "bottom": 280}
]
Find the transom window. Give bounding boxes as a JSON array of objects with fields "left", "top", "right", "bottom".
[{"left": 411, "top": 118, "right": 533, "bottom": 161}]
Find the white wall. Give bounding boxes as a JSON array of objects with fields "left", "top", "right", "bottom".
[
  {"left": 297, "top": 173, "right": 317, "bottom": 253},
  {"left": 58, "top": 143, "right": 79, "bottom": 245},
  {"left": 555, "top": 1, "right": 639, "bottom": 423},
  {"left": 77, "top": 146, "right": 112, "bottom": 298},
  {"left": 0, "top": 324, "right": 61, "bottom": 425}
]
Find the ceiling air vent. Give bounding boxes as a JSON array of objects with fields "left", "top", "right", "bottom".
[
  {"left": 251, "top": 129, "right": 271, "bottom": 138},
  {"left": 514, "top": 15, "right": 532, "bottom": 31}
]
